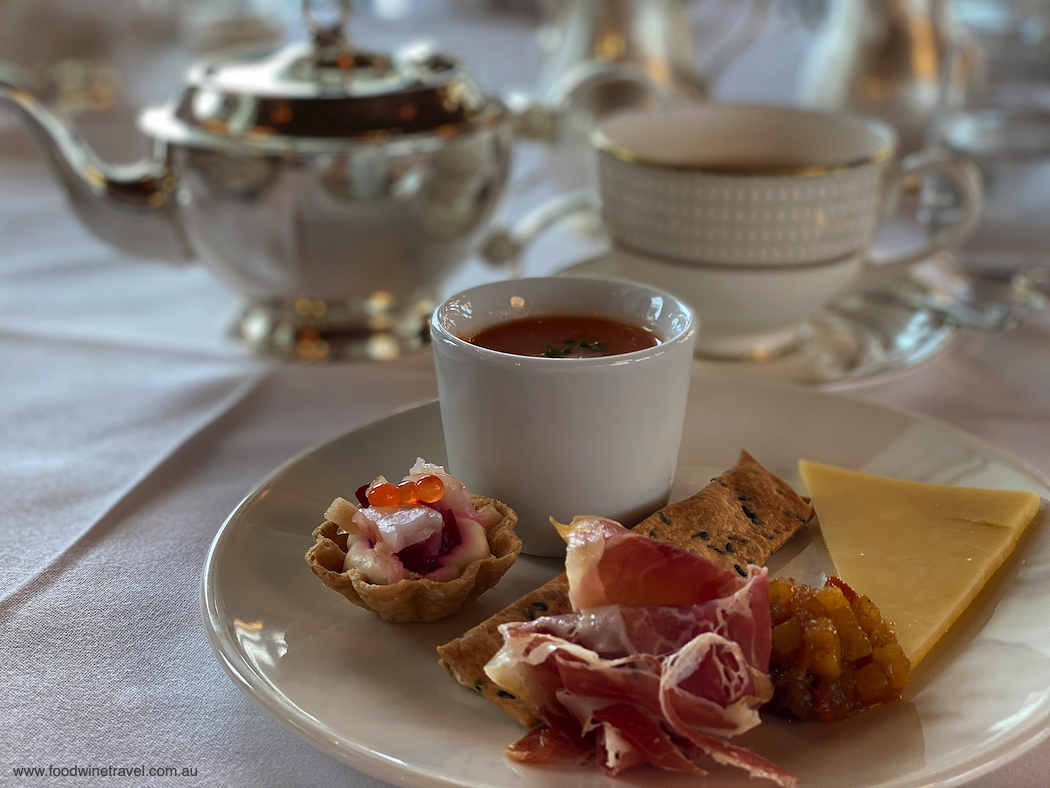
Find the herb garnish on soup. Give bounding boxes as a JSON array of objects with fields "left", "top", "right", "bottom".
[{"left": 467, "top": 315, "right": 659, "bottom": 358}]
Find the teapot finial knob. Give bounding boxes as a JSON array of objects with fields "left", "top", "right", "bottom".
[{"left": 303, "top": 0, "right": 352, "bottom": 49}]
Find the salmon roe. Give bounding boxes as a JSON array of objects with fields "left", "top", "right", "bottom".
[
  {"left": 397, "top": 480, "right": 419, "bottom": 504},
  {"left": 415, "top": 474, "right": 445, "bottom": 503},
  {"left": 366, "top": 481, "right": 400, "bottom": 508}
]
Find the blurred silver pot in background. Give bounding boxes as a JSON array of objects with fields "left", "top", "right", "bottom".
[
  {"left": 796, "top": 0, "right": 953, "bottom": 157},
  {"left": 0, "top": 0, "right": 513, "bottom": 361},
  {"left": 506, "top": 0, "right": 770, "bottom": 193}
]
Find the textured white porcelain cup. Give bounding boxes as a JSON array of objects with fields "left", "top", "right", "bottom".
[
  {"left": 431, "top": 277, "right": 696, "bottom": 557},
  {"left": 592, "top": 104, "right": 982, "bottom": 359}
]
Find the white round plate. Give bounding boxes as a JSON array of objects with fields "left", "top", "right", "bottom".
[{"left": 202, "top": 376, "right": 1050, "bottom": 788}]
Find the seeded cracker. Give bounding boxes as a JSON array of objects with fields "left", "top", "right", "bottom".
[
  {"left": 436, "top": 449, "right": 813, "bottom": 727},
  {"left": 633, "top": 449, "right": 814, "bottom": 576},
  {"left": 437, "top": 575, "right": 572, "bottom": 728}
]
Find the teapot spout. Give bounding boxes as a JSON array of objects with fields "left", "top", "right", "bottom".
[{"left": 0, "top": 65, "right": 193, "bottom": 262}]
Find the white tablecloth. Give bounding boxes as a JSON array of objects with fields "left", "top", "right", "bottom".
[{"left": 2, "top": 3, "right": 1050, "bottom": 787}]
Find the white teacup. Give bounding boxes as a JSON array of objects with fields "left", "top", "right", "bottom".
[
  {"left": 591, "top": 104, "right": 982, "bottom": 359},
  {"left": 431, "top": 277, "right": 696, "bottom": 557}
]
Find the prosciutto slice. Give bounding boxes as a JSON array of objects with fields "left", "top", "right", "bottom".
[{"left": 486, "top": 517, "right": 796, "bottom": 787}]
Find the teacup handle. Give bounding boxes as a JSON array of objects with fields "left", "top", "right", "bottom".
[{"left": 869, "top": 148, "right": 983, "bottom": 270}]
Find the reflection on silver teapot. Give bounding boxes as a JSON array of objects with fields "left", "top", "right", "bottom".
[
  {"left": 506, "top": 0, "right": 770, "bottom": 193},
  {"left": 0, "top": 1, "right": 513, "bottom": 361},
  {"left": 796, "top": 0, "right": 953, "bottom": 156},
  {"left": 534, "top": 0, "right": 770, "bottom": 108},
  {"left": 509, "top": 0, "right": 771, "bottom": 135}
]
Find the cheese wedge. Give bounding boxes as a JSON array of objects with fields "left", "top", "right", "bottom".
[{"left": 799, "top": 459, "right": 1040, "bottom": 667}]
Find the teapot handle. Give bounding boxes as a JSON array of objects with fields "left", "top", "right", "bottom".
[
  {"left": 506, "top": 61, "right": 676, "bottom": 142},
  {"left": 481, "top": 191, "right": 600, "bottom": 276}
]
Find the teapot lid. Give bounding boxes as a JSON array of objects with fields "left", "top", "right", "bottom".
[{"left": 141, "top": 0, "right": 502, "bottom": 152}]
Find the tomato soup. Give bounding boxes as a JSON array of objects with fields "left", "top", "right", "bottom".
[{"left": 466, "top": 314, "right": 660, "bottom": 358}]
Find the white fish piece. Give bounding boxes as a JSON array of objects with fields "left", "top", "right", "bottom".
[
  {"left": 343, "top": 536, "right": 407, "bottom": 584},
  {"left": 354, "top": 503, "right": 445, "bottom": 553}
]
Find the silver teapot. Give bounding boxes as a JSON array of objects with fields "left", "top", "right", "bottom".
[{"left": 0, "top": 1, "right": 512, "bottom": 361}]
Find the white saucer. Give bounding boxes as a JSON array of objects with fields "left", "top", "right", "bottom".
[
  {"left": 557, "top": 255, "right": 959, "bottom": 387},
  {"left": 202, "top": 377, "right": 1050, "bottom": 788}
]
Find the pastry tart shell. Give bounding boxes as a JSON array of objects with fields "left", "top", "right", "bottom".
[{"left": 305, "top": 496, "right": 521, "bottom": 622}]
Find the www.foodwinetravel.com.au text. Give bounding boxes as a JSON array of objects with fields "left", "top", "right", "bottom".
[{"left": 11, "top": 765, "right": 198, "bottom": 779}]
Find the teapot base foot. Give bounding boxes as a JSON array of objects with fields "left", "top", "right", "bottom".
[{"left": 231, "top": 295, "right": 434, "bottom": 363}]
